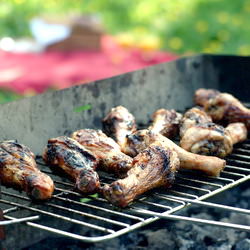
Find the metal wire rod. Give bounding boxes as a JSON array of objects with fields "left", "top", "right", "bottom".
[
  {"left": 133, "top": 209, "right": 250, "bottom": 232},
  {"left": 1, "top": 215, "right": 39, "bottom": 226},
  {"left": 164, "top": 196, "right": 250, "bottom": 215}
]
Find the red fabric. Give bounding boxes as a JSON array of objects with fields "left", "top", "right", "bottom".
[{"left": 0, "top": 36, "right": 177, "bottom": 94}]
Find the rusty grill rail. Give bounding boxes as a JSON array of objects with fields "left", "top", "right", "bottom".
[{"left": 1, "top": 139, "right": 250, "bottom": 242}]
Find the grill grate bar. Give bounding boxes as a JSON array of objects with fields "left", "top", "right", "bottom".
[
  {"left": 0, "top": 197, "right": 115, "bottom": 234},
  {"left": 227, "top": 154, "right": 250, "bottom": 163},
  {"left": 164, "top": 196, "right": 250, "bottom": 214},
  {"left": 174, "top": 183, "right": 211, "bottom": 193},
  {"left": 206, "top": 176, "right": 235, "bottom": 183},
  {"left": 167, "top": 190, "right": 199, "bottom": 199},
  {"left": 3, "top": 207, "right": 18, "bottom": 215},
  {"left": 54, "top": 196, "right": 144, "bottom": 221},
  {"left": 233, "top": 148, "right": 250, "bottom": 154},
  {"left": 55, "top": 187, "right": 108, "bottom": 203},
  {"left": 1, "top": 215, "right": 40, "bottom": 226},
  {"left": 131, "top": 209, "right": 250, "bottom": 232},
  {"left": 225, "top": 165, "right": 250, "bottom": 172},
  {"left": 176, "top": 176, "right": 223, "bottom": 188},
  {"left": 138, "top": 199, "right": 173, "bottom": 210},
  {"left": 221, "top": 171, "right": 246, "bottom": 177},
  {"left": 44, "top": 202, "right": 130, "bottom": 228}
]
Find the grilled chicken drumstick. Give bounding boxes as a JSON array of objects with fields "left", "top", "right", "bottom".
[
  {"left": 225, "top": 123, "right": 248, "bottom": 145},
  {"left": 102, "top": 106, "right": 137, "bottom": 152},
  {"left": 43, "top": 136, "right": 100, "bottom": 193},
  {"left": 103, "top": 145, "right": 180, "bottom": 207},
  {"left": 123, "top": 129, "right": 226, "bottom": 176},
  {"left": 194, "top": 88, "right": 250, "bottom": 130},
  {"left": 180, "top": 107, "right": 212, "bottom": 137},
  {"left": 194, "top": 88, "right": 220, "bottom": 107},
  {"left": 148, "top": 109, "right": 182, "bottom": 138},
  {"left": 180, "top": 108, "right": 247, "bottom": 157},
  {"left": 72, "top": 129, "right": 133, "bottom": 176},
  {"left": 0, "top": 140, "right": 54, "bottom": 200}
]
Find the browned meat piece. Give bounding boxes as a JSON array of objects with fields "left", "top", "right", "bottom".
[
  {"left": 43, "top": 136, "right": 99, "bottom": 193},
  {"left": 102, "top": 106, "right": 137, "bottom": 152},
  {"left": 180, "top": 122, "right": 247, "bottom": 157},
  {"left": 194, "top": 88, "right": 220, "bottom": 107},
  {"left": 0, "top": 140, "right": 54, "bottom": 200},
  {"left": 194, "top": 88, "right": 250, "bottom": 130},
  {"left": 180, "top": 122, "right": 233, "bottom": 157},
  {"left": 123, "top": 130, "right": 225, "bottom": 176},
  {"left": 180, "top": 107, "right": 212, "bottom": 137},
  {"left": 180, "top": 107, "right": 247, "bottom": 157},
  {"left": 71, "top": 129, "right": 133, "bottom": 176},
  {"left": 148, "top": 109, "right": 182, "bottom": 138},
  {"left": 225, "top": 123, "right": 248, "bottom": 145},
  {"left": 103, "top": 145, "right": 179, "bottom": 207}
]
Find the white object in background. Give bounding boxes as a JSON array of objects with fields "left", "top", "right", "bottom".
[
  {"left": 29, "top": 18, "right": 71, "bottom": 48},
  {"left": 0, "top": 37, "right": 15, "bottom": 51},
  {"left": 0, "top": 37, "right": 43, "bottom": 53}
]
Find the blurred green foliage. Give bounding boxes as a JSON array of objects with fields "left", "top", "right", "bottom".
[
  {"left": 0, "top": 89, "right": 21, "bottom": 104},
  {"left": 1, "top": 0, "right": 250, "bottom": 55}
]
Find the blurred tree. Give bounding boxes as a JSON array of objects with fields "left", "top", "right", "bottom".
[{"left": 0, "top": 0, "right": 250, "bottom": 55}]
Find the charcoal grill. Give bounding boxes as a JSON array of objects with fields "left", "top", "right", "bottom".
[{"left": 1, "top": 54, "right": 250, "bottom": 249}]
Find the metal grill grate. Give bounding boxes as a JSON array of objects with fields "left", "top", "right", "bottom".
[{"left": 1, "top": 139, "right": 250, "bottom": 242}]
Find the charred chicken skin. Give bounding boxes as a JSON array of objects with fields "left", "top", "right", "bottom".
[
  {"left": 0, "top": 140, "right": 54, "bottom": 200},
  {"left": 123, "top": 129, "right": 225, "bottom": 176},
  {"left": 103, "top": 145, "right": 180, "bottom": 207},
  {"left": 43, "top": 136, "right": 100, "bottom": 193},
  {"left": 179, "top": 107, "right": 212, "bottom": 137},
  {"left": 71, "top": 129, "right": 133, "bottom": 176},
  {"left": 179, "top": 107, "right": 247, "bottom": 157},
  {"left": 194, "top": 88, "right": 250, "bottom": 130},
  {"left": 102, "top": 106, "right": 137, "bottom": 152},
  {"left": 148, "top": 109, "right": 182, "bottom": 138}
]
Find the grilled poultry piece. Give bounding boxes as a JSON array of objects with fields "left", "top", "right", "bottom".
[
  {"left": 179, "top": 107, "right": 247, "bottom": 157},
  {"left": 103, "top": 145, "right": 179, "bottom": 207},
  {"left": 43, "top": 136, "right": 100, "bottom": 193},
  {"left": 0, "top": 140, "right": 54, "bottom": 200},
  {"left": 179, "top": 107, "right": 212, "bottom": 137},
  {"left": 71, "top": 129, "right": 133, "bottom": 176},
  {"left": 148, "top": 109, "right": 182, "bottom": 138},
  {"left": 194, "top": 88, "right": 220, "bottom": 107},
  {"left": 123, "top": 129, "right": 226, "bottom": 176},
  {"left": 225, "top": 123, "right": 248, "bottom": 145},
  {"left": 194, "top": 88, "right": 250, "bottom": 130},
  {"left": 102, "top": 106, "right": 137, "bottom": 152}
]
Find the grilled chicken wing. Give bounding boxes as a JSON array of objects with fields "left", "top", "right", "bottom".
[
  {"left": 123, "top": 130, "right": 225, "bottom": 176},
  {"left": 148, "top": 109, "right": 182, "bottom": 138},
  {"left": 103, "top": 145, "right": 179, "bottom": 207},
  {"left": 180, "top": 107, "right": 247, "bottom": 157},
  {"left": 194, "top": 88, "right": 250, "bottom": 130},
  {"left": 71, "top": 129, "right": 133, "bottom": 176},
  {"left": 0, "top": 140, "right": 54, "bottom": 200},
  {"left": 102, "top": 106, "right": 137, "bottom": 152},
  {"left": 43, "top": 136, "right": 100, "bottom": 193}
]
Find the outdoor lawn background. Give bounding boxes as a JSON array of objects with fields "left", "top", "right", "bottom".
[{"left": 0, "top": 0, "right": 250, "bottom": 102}]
